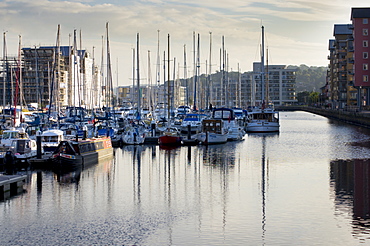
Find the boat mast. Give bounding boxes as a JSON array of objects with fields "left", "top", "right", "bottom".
[
  {"left": 193, "top": 33, "right": 199, "bottom": 111},
  {"left": 35, "top": 45, "right": 40, "bottom": 110},
  {"left": 136, "top": 33, "right": 141, "bottom": 118},
  {"left": 221, "top": 35, "right": 225, "bottom": 107},
  {"left": 183, "top": 44, "right": 188, "bottom": 106},
  {"left": 99, "top": 35, "right": 104, "bottom": 109},
  {"left": 237, "top": 63, "right": 240, "bottom": 107},
  {"left": 2, "top": 32, "right": 7, "bottom": 110},
  {"left": 155, "top": 30, "right": 160, "bottom": 108},
  {"left": 19, "top": 36, "right": 23, "bottom": 113},
  {"left": 56, "top": 25, "right": 61, "bottom": 114},
  {"left": 79, "top": 29, "right": 84, "bottom": 108},
  {"left": 14, "top": 35, "right": 21, "bottom": 126},
  {"left": 148, "top": 50, "right": 153, "bottom": 112},
  {"left": 91, "top": 46, "right": 96, "bottom": 110},
  {"left": 106, "top": 22, "right": 113, "bottom": 109},
  {"left": 208, "top": 32, "right": 212, "bottom": 109},
  {"left": 132, "top": 48, "right": 135, "bottom": 105},
  {"left": 73, "top": 29, "right": 79, "bottom": 108},
  {"left": 196, "top": 33, "right": 200, "bottom": 110},
  {"left": 192, "top": 32, "right": 196, "bottom": 110},
  {"left": 173, "top": 57, "right": 176, "bottom": 110},
  {"left": 224, "top": 50, "right": 231, "bottom": 107},
  {"left": 167, "top": 34, "right": 170, "bottom": 121},
  {"left": 266, "top": 48, "right": 269, "bottom": 107},
  {"left": 261, "top": 26, "right": 265, "bottom": 108}
]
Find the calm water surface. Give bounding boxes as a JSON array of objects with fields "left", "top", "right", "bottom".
[{"left": 2, "top": 111, "right": 370, "bottom": 245}]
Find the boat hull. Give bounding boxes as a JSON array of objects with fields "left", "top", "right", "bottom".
[
  {"left": 196, "top": 132, "right": 228, "bottom": 145},
  {"left": 158, "top": 135, "right": 182, "bottom": 146},
  {"left": 245, "top": 122, "right": 280, "bottom": 133},
  {"left": 51, "top": 137, "right": 113, "bottom": 170}
]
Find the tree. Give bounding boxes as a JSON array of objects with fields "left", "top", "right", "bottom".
[
  {"left": 308, "top": 91, "right": 319, "bottom": 105},
  {"left": 288, "top": 65, "right": 327, "bottom": 92}
]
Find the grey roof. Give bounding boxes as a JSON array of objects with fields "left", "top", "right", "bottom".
[
  {"left": 333, "top": 24, "right": 352, "bottom": 36},
  {"left": 328, "top": 39, "right": 335, "bottom": 50},
  {"left": 351, "top": 8, "right": 370, "bottom": 19}
]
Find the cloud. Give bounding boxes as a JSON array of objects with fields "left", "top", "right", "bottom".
[{"left": 0, "top": 0, "right": 362, "bottom": 85}]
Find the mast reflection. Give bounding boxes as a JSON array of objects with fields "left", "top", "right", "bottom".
[{"left": 248, "top": 132, "right": 279, "bottom": 244}]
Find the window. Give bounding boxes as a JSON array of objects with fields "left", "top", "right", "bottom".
[
  {"left": 364, "top": 64, "right": 368, "bottom": 70},
  {"left": 364, "top": 40, "right": 369, "bottom": 47},
  {"left": 364, "top": 18, "right": 369, "bottom": 24},
  {"left": 364, "top": 29, "right": 369, "bottom": 36},
  {"left": 364, "top": 75, "right": 369, "bottom": 82},
  {"left": 364, "top": 52, "right": 369, "bottom": 59}
]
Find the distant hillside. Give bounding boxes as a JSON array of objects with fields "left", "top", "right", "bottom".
[{"left": 288, "top": 64, "right": 327, "bottom": 92}]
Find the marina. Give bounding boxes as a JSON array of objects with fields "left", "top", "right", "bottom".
[{"left": 1, "top": 111, "right": 370, "bottom": 245}]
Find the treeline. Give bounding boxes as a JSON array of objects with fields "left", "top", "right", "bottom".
[{"left": 288, "top": 64, "right": 327, "bottom": 92}]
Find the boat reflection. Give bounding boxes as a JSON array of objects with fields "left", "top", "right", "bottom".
[
  {"left": 52, "top": 155, "right": 114, "bottom": 185},
  {"left": 200, "top": 142, "right": 239, "bottom": 167},
  {"left": 159, "top": 144, "right": 181, "bottom": 151},
  {"left": 53, "top": 167, "right": 82, "bottom": 184},
  {"left": 330, "top": 159, "right": 370, "bottom": 240}
]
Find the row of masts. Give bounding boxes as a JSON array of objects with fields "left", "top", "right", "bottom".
[{"left": 1, "top": 25, "right": 269, "bottom": 115}]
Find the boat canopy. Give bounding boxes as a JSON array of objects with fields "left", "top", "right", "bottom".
[{"left": 212, "top": 108, "right": 235, "bottom": 120}]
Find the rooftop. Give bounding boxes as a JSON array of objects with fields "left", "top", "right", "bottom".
[{"left": 351, "top": 7, "right": 370, "bottom": 19}]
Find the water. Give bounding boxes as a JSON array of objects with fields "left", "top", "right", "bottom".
[{"left": 2, "top": 111, "right": 370, "bottom": 245}]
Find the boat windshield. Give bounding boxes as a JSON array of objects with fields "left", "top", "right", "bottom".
[
  {"left": 214, "top": 110, "right": 232, "bottom": 120},
  {"left": 2, "top": 132, "right": 19, "bottom": 139},
  {"left": 42, "top": 136, "right": 59, "bottom": 142}
]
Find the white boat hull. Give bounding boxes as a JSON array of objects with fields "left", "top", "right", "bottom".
[
  {"left": 196, "top": 132, "right": 228, "bottom": 145},
  {"left": 246, "top": 121, "right": 280, "bottom": 133}
]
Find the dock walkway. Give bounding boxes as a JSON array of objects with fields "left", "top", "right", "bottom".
[
  {"left": 0, "top": 174, "right": 27, "bottom": 200},
  {"left": 276, "top": 106, "right": 370, "bottom": 128}
]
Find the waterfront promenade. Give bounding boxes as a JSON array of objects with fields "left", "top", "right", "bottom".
[{"left": 276, "top": 105, "right": 370, "bottom": 128}]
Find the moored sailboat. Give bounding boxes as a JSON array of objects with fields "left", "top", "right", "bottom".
[
  {"left": 158, "top": 34, "right": 182, "bottom": 146},
  {"left": 246, "top": 26, "right": 280, "bottom": 133}
]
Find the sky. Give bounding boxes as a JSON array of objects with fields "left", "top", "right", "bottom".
[{"left": 0, "top": 0, "right": 369, "bottom": 86}]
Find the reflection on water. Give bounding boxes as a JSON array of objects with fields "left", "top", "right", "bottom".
[
  {"left": 330, "top": 159, "right": 370, "bottom": 241},
  {"left": 201, "top": 143, "right": 237, "bottom": 167},
  {"left": 4, "top": 112, "right": 370, "bottom": 245}
]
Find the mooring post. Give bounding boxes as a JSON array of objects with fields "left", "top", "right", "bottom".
[{"left": 36, "top": 130, "right": 42, "bottom": 159}]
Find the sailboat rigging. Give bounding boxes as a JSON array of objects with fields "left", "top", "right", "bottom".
[{"left": 158, "top": 34, "right": 182, "bottom": 146}]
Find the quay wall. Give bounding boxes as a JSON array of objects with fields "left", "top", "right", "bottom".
[
  {"left": 275, "top": 106, "right": 370, "bottom": 128},
  {"left": 0, "top": 175, "right": 27, "bottom": 200}
]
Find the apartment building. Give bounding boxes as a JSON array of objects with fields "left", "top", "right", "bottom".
[
  {"left": 327, "top": 24, "right": 356, "bottom": 109},
  {"left": 242, "top": 63, "right": 297, "bottom": 107},
  {"left": 351, "top": 8, "right": 370, "bottom": 108}
]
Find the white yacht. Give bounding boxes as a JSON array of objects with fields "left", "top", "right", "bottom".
[{"left": 245, "top": 107, "right": 280, "bottom": 133}]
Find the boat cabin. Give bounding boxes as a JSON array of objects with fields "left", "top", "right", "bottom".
[{"left": 202, "top": 119, "right": 224, "bottom": 134}]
